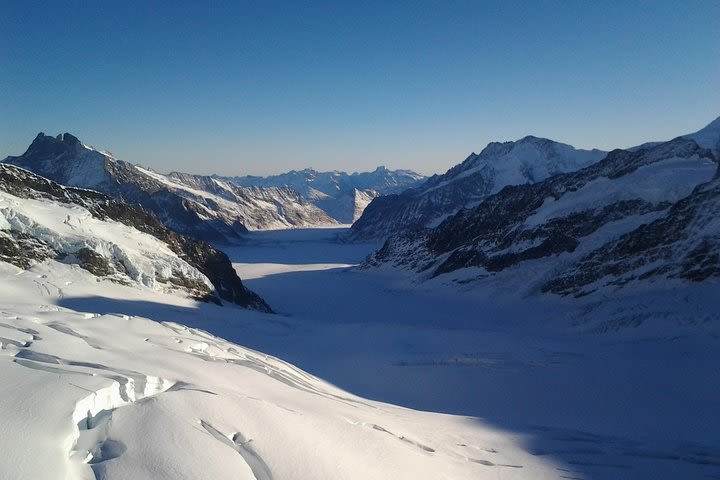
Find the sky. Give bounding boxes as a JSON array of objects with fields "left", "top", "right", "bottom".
[{"left": 1, "top": 1, "right": 719, "bottom": 176}]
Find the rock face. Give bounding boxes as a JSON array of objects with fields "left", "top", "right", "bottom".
[
  {"left": 364, "top": 129, "right": 720, "bottom": 297},
  {"left": 543, "top": 166, "right": 720, "bottom": 296},
  {"left": 0, "top": 163, "right": 271, "bottom": 312},
  {"left": 3, "top": 134, "right": 335, "bottom": 241},
  {"left": 228, "top": 166, "right": 427, "bottom": 223},
  {"left": 350, "top": 137, "right": 606, "bottom": 240}
]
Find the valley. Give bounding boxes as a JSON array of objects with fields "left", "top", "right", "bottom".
[
  {"left": 224, "top": 228, "right": 720, "bottom": 479},
  {"left": 4, "top": 3, "right": 719, "bottom": 478}
]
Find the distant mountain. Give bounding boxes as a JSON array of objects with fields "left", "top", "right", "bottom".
[
  {"left": 226, "top": 166, "right": 426, "bottom": 223},
  {"left": 157, "top": 171, "right": 338, "bottom": 230},
  {"left": 0, "top": 163, "right": 271, "bottom": 311},
  {"left": 2, "top": 133, "right": 337, "bottom": 242},
  {"left": 349, "top": 137, "right": 606, "bottom": 240},
  {"left": 363, "top": 115, "right": 720, "bottom": 297}
]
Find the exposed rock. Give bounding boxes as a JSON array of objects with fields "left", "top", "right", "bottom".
[{"left": 363, "top": 136, "right": 719, "bottom": 297}]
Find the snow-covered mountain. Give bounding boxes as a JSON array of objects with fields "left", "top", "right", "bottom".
[
  {"left": 228, "top": 166, "right": 426, "bottom": 223},
  {"left": 363, "top": 116, "right": 720, "bottom": 297},
  {"left": 350, "top": 136, "right": 606, "bottom": 240},
  {"left": 0, "top": 163, "right": 270, "bottom": 311},
  {"left": 684, "top": 114, "right": 720, "bottom": 158},
  {"left": 153, "top": 170, "right": 338, "bottom": 230},
  {"left": 2, "top": 133, "right": 338, "bottom": 241}
]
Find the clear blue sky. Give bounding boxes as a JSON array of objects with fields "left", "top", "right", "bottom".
[{"left": 1, "top": 1, "right": 718, "bottom": 176}]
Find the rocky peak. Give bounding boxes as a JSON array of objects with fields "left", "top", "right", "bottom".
[{"left": 56, "top": 132, "right": 81, "bottom": 146}]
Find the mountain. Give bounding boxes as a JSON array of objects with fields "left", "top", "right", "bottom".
[
  {"left": 363, "top": 117, "right": 720, "bottom": 297},
  {"left": 0, "top": 163, "right": 271, "bottom": 311},
  {"left": 349, "top": 137, "right": 607, "bottom": 240},
  {"left": 2, "top": 133, "right": 337, "bottom": 242},
  {"left": 157, "top": 171, "right": 338, "bottom": 230},
  {"left": 227, "top": 166, "right": 426, "bottom": 223},
  {"left": 544, "top": 164, "right": 720, "bottom": 296},
  {"left": 684, "top": 114, "right": 720, "bottom": 158}
]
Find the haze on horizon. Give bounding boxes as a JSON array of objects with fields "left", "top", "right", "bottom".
[{"left": 1, "top": 1, "right": 719, "bottom": 177}]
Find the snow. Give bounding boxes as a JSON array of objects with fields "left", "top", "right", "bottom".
[
  {"left": 684, "top": 115, "right": 720, "bottom": 156},
  {"left": 352, "top": 188, "right": 377, "bottom": 221},
  {"left": 0, "top": 224, "right": 718, "bottom": 479},
  {"left": 423, "top": 138, "right": 606, "bottom": 197},
  {"left": 0, "top": 259, "right": 562, "bottom": 480},
  {"left": 524, "top": 152, "right": 717, "bottom": 227},
  {"left": 0, "top": 189, "right": 211, "bottom": 292},
  {"left": 135, "top": 166, "right": 339, "bottom": 231},
  {"left": 225, "top": 228, "right": 720, "bottom": 480},
  {"left": 229, "top": 167, "right": 425, "bottom": 223}
]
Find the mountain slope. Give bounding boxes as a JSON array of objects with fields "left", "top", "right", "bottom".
[
  {"left": 364, "top": 136, "right": 719, "bottom": 297},
  {"left": 160, "top": 171, "right": 338, "bottom": 230},
  {"left": 228, "top": 166, "right": 426, "bottom": 223},
  {"left": 544, "top": 165, "right": 720, "bottom": 296},
  {"left": 0, "top": 163, "right": 270, "bottom": 311},
  {"left": 684, "top": 114, "right": 720, "bottom": 158},
  {"left": 350, "top": 137, "right": 606, "bottom": 240},
  {"left": 2, "top": 134, "right": 336, "bottom": 241}
]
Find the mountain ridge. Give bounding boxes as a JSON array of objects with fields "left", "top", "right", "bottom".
[
  {"left": 225, "top": 166, "right": 426, "bottom": 223},
  {"left": 3, "top": 134, "right": 339, "bottom": 240},
  {"left": 350, "top": 136, "right": 607, "bottom": 240},
  {"left": 361, "top": 118, "right": 720, "bottom": 299}
]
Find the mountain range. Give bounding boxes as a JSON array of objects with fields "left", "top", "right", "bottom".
[
  {"left": 362, "top": 116, "right": 720, "bottom": 298},
  {"left": 226, "top": 166, "right": 426, "bottom": 223},
  {"left": 2, "top": 134, "right": 426, "bottom": 241},
  {"left": 349, "top": 137, "right": 607, "bottom": 240},
  {"left": 1, "top": 117, "right": 719, "bottom": 480},
  {"left": 2, "top": 134, "right": 339, "bottom": 242}
]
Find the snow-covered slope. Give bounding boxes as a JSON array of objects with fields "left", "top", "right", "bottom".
[
  {"left": 350, "top": 137, "right": 606, "bottom": 240},
  {"left": 155, "top": 170, "right": 338, "bottom": 230},
  {"left": 364, "top": 135, "right": 719, "bottom": 297},
  {"left": 0, "top": 261, "right": 560, "bottom": 480},
  {"left": 545, "top": 165, "right": 720, "bottom": 296},
  {"left": 228, "top": 166, "right": 426, "bottom": 223},
  {"left": 684, "top": 114, "right": 720, "bottom": 158},
  {"left": 0, "top": 163, "right": 270, "bottom": 311},
  {"left": 2, "top": 134, "right": 337, "bottom": 241}
]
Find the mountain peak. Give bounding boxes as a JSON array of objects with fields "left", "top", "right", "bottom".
[
  {"left": 56, "top": 132, "right": 81, "bottom": 146},
  {"left": 26, "top": 132, "right": 83, "bottom": 154},
  {"left": 684, "top": 114, "right": 720, "bottom": 157}
]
